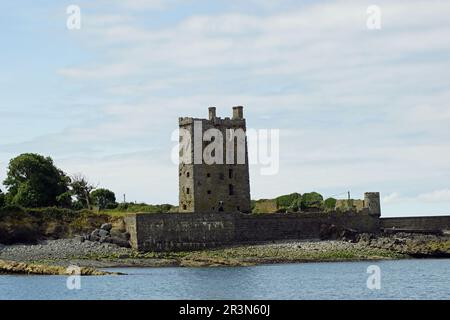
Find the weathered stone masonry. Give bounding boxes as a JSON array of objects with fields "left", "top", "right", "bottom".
[
  {"left": 178, "top": 106, "right": 251, "bottom": 214},
  {"left": 125, "top": 211, "right": 450, "bottom": 252},
  {"left": 381, "top": 216, "right": 450, "bottom": 232},
  {"left": 125, "top": 210, "right": 381, "bottom": 251}
]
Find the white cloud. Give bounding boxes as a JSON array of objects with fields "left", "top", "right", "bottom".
[
  {"left": 91, "top": 0, "right": 167, "bottom": 11},
  {"left": 58, "top": 63, "right": 138, "bottom": 79},
  {"left": 383, "top": 192, "right": 402, "bottom": 204},
  {"left": 118, "top": 0, "right": 166, "bottom": 10},
  {"left": 418, "top": 189, "right": 450, "bottom": 203}
]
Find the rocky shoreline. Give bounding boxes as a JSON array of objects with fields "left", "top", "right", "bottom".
[
  {"left": 0, "top": 232, "right": 449, "bottom": 271},
  {"left": 0, "top": 259, "right": 122, "bottom": 275}
]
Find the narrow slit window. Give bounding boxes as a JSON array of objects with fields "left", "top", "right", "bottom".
[{"left": 228, "top": 169, "right": 233, "bottom": 179}]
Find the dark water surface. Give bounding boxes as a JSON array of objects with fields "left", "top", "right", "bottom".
[{"left": 0, "top": 259, "right": 449, "bottom": 299}]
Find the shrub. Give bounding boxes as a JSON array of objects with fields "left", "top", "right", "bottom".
[
  {"left": 300, "top": 192, "right": 324, "bottom": 210},
  {"left": 105, "top": 202, "right": 118, "bottom": 210},
  {"left": 72, "top": 200, "right": 86, "bottom": 211},
  {"left": 116, "top": 202, "right": 129, "bottom": 211},
  {"left": 324, "top": 197, "right": 337, "bottom": 211},
  {"left": 26, "top": 207, "right": 81, "bottom": 220},
  {"left": 111, "top": 202, "right": 174, "bottom": 213},
  {"left": 276, "top": 193, "right": 302, "bottom": 212}
]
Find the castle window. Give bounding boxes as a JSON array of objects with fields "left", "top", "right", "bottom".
[
  {"left": 186, "top": 188, "right": 190, "bottom": 194},
  {"left": 229, "top": 184, "right": 234, "bottom": 195},
  {"left": 183, "top": 204, "right": 187, "bottom": 210},
  {"left": 186, "top": 172, "right": 190, "bottom": 177},
  {"left": 207, "top": 173, "right": 211, "bottom": 178},
  {"left": 237, "top": 206, "right": 240, "bottom": 211},
  {"left": 207, "top": 190, "right": 211, "bottom": 195},
  {"left": 228, "top": 169, "right": 233, "bottom": 179}
]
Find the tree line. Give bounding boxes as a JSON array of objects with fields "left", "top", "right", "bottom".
[{"left": 0, "top": 153, "right": 117, "bottom": 210}]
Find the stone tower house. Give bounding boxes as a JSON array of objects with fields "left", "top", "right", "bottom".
[
  {"left": 364, "top": 192, "right": 381, "bottom": 217},
  {"left": 178, "top": 106, "right": 251, "bottom": 213}
]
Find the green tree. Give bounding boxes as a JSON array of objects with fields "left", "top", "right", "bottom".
[
  {"left": 0, "top": 189, "right": 5, "bottom": 207},
  {"left": 70, "top": 174, "right": 96, "bottom": 209},
  {"left": 324, "top": 197, "right": 337, "bottom": 211},
  {"left": 276, "top": 193, "right": 302, "bottom": 212},
  {"left": 300, "top": 192, "right": 324, "bottom": 210},
  {"left": 3, "top": 153, "right": 70, "bottom": 207},
  {"left": 91, "top": 188, "right": 116, "bottom": 210},
  {"left": 56, "top": 191, "right": 73, "bottom": 208}
]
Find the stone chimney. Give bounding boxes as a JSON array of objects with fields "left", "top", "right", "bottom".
[
  {"left": 232, "top": 106, "right": 243, "bottom": 120},
  {"left": 208, "top": 107, "right": 216, "bottom": 120}
]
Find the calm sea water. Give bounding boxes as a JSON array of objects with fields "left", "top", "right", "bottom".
[{"left": 0, "top": 259, "right": 449, "bottom": 300}]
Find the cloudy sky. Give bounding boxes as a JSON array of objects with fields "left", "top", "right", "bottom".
[{"left": 1, "top": 0, "right": 450, "bottom": 217}]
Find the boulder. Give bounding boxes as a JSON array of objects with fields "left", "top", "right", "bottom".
[
  {"left": 110, "top": 229, "right": 124, "bottom": 238},
  {"left": 100, "top": 223, "right": 112, "bottom": 232},
  {"left": 340, "top": 228, "right": 358, "bottom": 243},
  {"left": 99, "top": 235, "right": 112, "bottom": 243},
  {"left": 90, "top": 235, "right": 100, "bottom": 242},
  {"left": 319, "top": 224, "right": 359, "bottom": 242},
  {"left": 111, "top": 237, "right": 131, "bottom": 248},
  {"left": 110, "top": 229, "right": 130, "bottom": 241},
  {"left": 91, "top": 229, "right": 100, "bottom": 237},
  {"left": 98, "top": 229, "right": 109, "bottom": 238}
]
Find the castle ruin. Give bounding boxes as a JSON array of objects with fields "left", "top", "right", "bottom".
[
  {"left": 178, "top": 106, "right": 251, "bottom": 213},
  {"left": 124, "top": 107, "right": 449, "bottom": 252}
]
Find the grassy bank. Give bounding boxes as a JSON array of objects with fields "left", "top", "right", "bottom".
[
  {"left": 101, "top": 203, "right": 176, "bottom": 217},
  {"left": 0, "top": 206, "right": 119, "bottom": 244}
]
